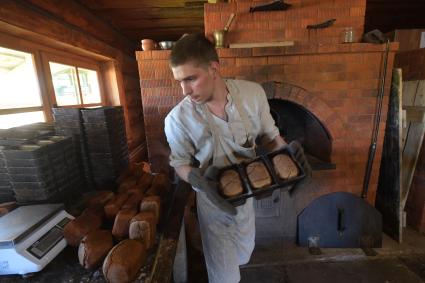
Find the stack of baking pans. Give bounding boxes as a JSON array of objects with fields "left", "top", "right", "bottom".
[
  {"left": 52, "top": 107, "right": 94, "bottom": 190},
  {"left": 0, "top": 123, "right": 55, "bottom": 202},
  {"left": 1, "top": 135, "right": 84, "bottom": 203},
  {"left": 81, "top": 107, "right": 129, "bottom": 187}
]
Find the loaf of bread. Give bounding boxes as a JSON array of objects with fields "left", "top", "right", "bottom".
[
  {"left": 84, "top": 191, "right": 114, "bottom": 208},
  {"left": 129, "top": 211, "right": 156, "bottom": 249},
  {"left": 219, "top": 169, "right": 243, "bottom": 197},
  {"left": 118, "top": 175, "right": 139, "bottom": 194},
  {"left": 137, "top": 171, "right": 154, "bottom": 192},
  {"left": 121, "top": 191, "right": 144, "bottom": 210},
  {"left": 146, "top": 173, "right": 170, "bottom": 197},
  {"left": 102, "top": 239, "right": 147, "bottom": 283},
  {"left": 104, "top": 193, "right": 130, "bottom": 220},
  {"left": 140, "top": 196, "right": 161, "bottom": 224},
  {"left": 78, "top": 230, "right": 113, "bottom": 269},
  {"left": 0, "top": 201, "right": 17, "bottom": 217},
  {"left": 63, "top": 206, "right": 104, "bottom": 247},
  {"left": 246, "top": 161, "right": 272, "bottom": 189},
  {"left": 272, "top": 154, "right": 299, "bottom": 179},
  {"left": 112, "top": 209, "right": 138, "bottom": 240}
]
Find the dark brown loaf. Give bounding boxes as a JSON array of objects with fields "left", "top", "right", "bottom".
[
  {"left": 137, "top": 171, "right": 154, "bottom": 192},
  {"left": 121, "top": 191, "right": 144, "bottom": 210},
  {"left": 140, "top": 196, "right": 161, "bottom": 224},
  {"left": 129, "top": 211, "right": 156, "bottom": 249},
  {"left": 118, "top": 175, "right": 139, "bottom": 194},
  {"left": 102, "top": 239, "right": 147, "bottom": 283},
  {"left": 112, "top": 209, "right": 138, "bottom": 240},
  {"left": 246, "top": 161, "right": 272, "bottom": 189},
  {"left": 146, "top": 173, "right": 170, "bottom": 197},
  {"left": 219, "top": 169, "right": 243, "bottom": 197},
  {"left": 84, "top": 191, "right": 114, "bottom": 208},
  {"left": 78, "top": 230, "right": 113, "bottom": 269},
  {"left": 272, "top": 154, "right": 299, "bottom": 179},
  {"left": 104, "top": 193, "right": 130, "bottom": 220},
  {"left": 63, "top": 206, "right": 104, "bottom": 247}
]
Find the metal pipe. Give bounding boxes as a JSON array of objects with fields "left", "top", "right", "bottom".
[{"left": 361, "top": 39, "right": 390, "bottom": 199}]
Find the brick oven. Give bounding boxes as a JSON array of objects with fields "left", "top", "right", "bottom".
[{"left": 136, "top": 0, "right": 398, "bottom": 240}]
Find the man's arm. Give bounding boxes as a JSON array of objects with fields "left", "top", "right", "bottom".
[
  {"left": 175, "top": 165, "right": 192, "bottom": 183},
  {"left": 263, "top": 135, "right": 287, "bottom": 152}
]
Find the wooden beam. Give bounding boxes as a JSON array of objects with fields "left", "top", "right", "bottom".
[
  {"left": 94, "top": 7, "right": 204, "bottom": 20},
  {"left": 0, "top": 0, "right": 121, "bottom": 61},
  {"left": 112, "top": 18, "right": 204, "bottom": 29},
  {"left": 26, "top": 0, "right": 137, "bottom": 56},
  {"left": 80, "top": 0, "right": 188, "bottom": 9}
]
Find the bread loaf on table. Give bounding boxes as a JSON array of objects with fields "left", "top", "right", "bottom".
[
  {"left": 63, "top": 206, "right": 104, "bottom": 247},
  {"left": 137, "top": 171, "right": 154, "bottom": 192},
  {"left": 140, "top": 196, "right": 161, "bottom": 224},
  {"left": 219, "top": 169, "right": 243, "bottom": 197},
  {"left": 84, "top": 191, "right": 114, "bottom": 208},
  {"left": 272, "top": 154, "right": 299, "bottom": 179},
  {"left": 121, "top": 191, "right": 144, "bottom": 210},
  {"left": 146, "top": 173, "right": 170, "bottom": 197},
  {"left": 246, "top": 161, "right": 272, "bottom": 189},
  {"left": 102, "top": 239, "right": 147, "bottom": 283},
  {"left": 104, "top": 193, "right": 130, "bottom": 220},
  {"left": 129, "top": 211, "right": 156, "bottom": 249},
  {"left": 112, "top": 209, "right": 138, "bottom": 240},
  {"left": 78, "top": 230, "right": 113, "bottom": 269}
]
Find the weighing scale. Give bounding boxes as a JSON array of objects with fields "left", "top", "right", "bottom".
[{"left": 0, "top": 204, "right": 74, "bottom": 276}]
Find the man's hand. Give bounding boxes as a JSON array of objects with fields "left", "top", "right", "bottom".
[
  {"left": 281, "top": 140, "right": 313, "bottom": 195},
  {"left": 188, "top": 167, "right": 237, "bottom": 216},
  {"left": 287, "top": 140, "right": 312, "bottom": 177}
]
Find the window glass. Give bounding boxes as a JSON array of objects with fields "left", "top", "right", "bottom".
[
  {"left": 0, "top": 47, "right": 42, "bottom": 109},
  {"left": 0, "top": 111, "right": 45, "bottom": 129},
  {"left": 78, "top": 68, "right": 101, "bottom": 104},
  {"left": 49, "top": 62, "right": 80, "bottom": 106}
]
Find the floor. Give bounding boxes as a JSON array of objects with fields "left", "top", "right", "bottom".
[{"left": 237, "top": 227, "right": 425, "bottom": 283}]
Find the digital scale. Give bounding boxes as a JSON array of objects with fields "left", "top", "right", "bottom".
[{"left": 0, "top": 204, "right": 74, "bottom": 276}]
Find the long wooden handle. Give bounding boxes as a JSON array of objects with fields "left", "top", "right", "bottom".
[{"left": 224, "top": 13, "right": 235, "bottom": 31}]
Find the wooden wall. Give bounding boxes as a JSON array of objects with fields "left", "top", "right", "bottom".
[
  {"left": 365, "top": 0, "right": 425, "bottom": 33},
  {"left": 0, "top": 0, "right": 146, "bottom": 162}
]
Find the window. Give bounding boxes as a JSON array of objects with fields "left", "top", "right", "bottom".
[
  {"left": 0, "top": 46, "right": 44, "bottom": 129},
  {"left": 49, "top": 62, "right": 102, "bottom": 107}
]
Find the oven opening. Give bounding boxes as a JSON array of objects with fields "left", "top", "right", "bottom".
[{"left": 268, "top": 99, "right": 335, "bottom": 170}]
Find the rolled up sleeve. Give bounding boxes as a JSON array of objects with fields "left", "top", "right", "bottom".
[
  {"left": 258, "top": 88, "right": 280, "bottom": 144},
  {"left": 164, "top": 115, "right": 195, "bottom": 168}
]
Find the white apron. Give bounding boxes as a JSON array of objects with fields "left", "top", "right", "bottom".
[{"left": 196, "top": 81, "right": 256, "bottom": 283}]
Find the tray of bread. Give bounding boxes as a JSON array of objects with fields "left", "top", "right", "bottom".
[{"left": 218, "top": 147, "right": 305, "bottom": 206}]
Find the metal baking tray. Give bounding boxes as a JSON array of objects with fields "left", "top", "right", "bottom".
[{"left": 217, "top": 148, "right": 305, "bottom": 207}]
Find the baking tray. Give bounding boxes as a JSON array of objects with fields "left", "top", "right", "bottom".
[{"left": 217, "top": 148, "right": 305, "bottom": 207}]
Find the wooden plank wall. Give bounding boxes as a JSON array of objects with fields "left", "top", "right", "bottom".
[
  {"left": 365, "top": 0, "right": 425, "bottom": 33},
  {"left": 0, "top": 0, "right": 146, "bottom": 162}
]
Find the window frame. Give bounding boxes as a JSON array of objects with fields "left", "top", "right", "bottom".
[
  {"left": 41, "top": 52, "right": 106, "bottom": 109},
  {"left": 0, "top": 32, "right": 108, "bottom": 125}
]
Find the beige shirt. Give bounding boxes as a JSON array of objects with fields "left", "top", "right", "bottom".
[{"left": 164, "top": 79, "right": 279, "bottom": 169}]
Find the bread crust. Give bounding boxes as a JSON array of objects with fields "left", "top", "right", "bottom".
[
  {"left": 219, "top": 169, "right": 243, "bottom": 197},
  {"left": 272, "top": 154, "right": 299, "bottom": 179},
  {"left": 246, "top": 161, "right": 272, "bottom": 189}
]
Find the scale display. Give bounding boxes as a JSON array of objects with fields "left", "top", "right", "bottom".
[{"left": 27, "top": 217, "right": 71, "bottom": 259}]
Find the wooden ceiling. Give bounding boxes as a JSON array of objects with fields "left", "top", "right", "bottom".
[{"left": 78, "top": 0, "right": 206, "bottom": 43}]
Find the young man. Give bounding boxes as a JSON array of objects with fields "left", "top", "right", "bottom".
[{"left": 164, "top": 33, "right": 307, "bottom": 283}]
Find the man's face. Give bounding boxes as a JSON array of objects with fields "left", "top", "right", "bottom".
[{"left": 171, "top": 61, "right": 216, "bottom": 104}]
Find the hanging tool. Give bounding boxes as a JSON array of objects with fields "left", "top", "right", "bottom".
[{"left": 361, "top": 39, "right": 391, "bottom": 199}]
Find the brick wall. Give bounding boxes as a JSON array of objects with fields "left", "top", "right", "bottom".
[
  {"left": 136, "top": 42, "right": 397, "bottom": 203},
  {"left": 204, "top": 0, "right": 366, "bottom": 45}
]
